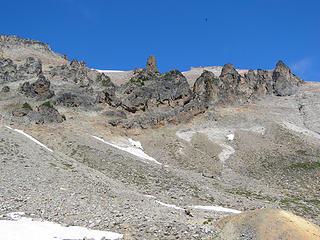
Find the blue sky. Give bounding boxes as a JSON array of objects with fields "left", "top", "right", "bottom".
[{"left": 1, "top": 0, "right": 320, "bottom": 81}]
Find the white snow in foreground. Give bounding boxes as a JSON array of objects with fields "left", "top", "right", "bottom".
[
  {"left": 282, "top": 121, "right": 320, "bottom": 140},
  {"left": 93, "top": 69, "right": 124, "bottom": 73},
  {"left": 155, "top": 200, "right": 185, "bottom": 211},
  {"left": 0, "top": 217, "right": 122, "bottom": 240},
  {"left": 5, "top": 126, "right": 53, "bottom": 152},
  {"left": 190, "top": 205, "right": 242, "bottom": 214},
  {"left": 92, "top": 136, "right": 162, "bottom": 165}
]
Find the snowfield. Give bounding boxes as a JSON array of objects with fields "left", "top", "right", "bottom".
[{"left": 0, "top": 216, "right": 122, "bottom": 240}]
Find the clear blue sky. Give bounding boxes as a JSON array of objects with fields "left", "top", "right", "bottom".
[{"left": 1, "top": 0, "right": 319, "bottom": 81}]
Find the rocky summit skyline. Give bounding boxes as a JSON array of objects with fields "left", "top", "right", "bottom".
[{"left": 0, "top": 35, "right": 319, "bottom": 239}]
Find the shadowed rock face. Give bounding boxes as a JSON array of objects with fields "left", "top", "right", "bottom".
[{"left": 272, "top": 60, "right": 304, "bottom": 96}]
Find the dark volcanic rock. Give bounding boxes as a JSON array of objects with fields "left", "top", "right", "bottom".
[
  {"left": 192, "top": 61, "right": 304, "bottom": 110},
  {"left": 53, "top": 92, "right": 94, "bottom": 107},
  {"left": 146, "top": 55, "right": 158, "bottom": 73},
  {"left": 0, "top": 56, "right": 42, "bottom": 84},
  {"left": 38, "top": 103, "right": 64, "bottom": 123},
  {"left": 0, "top": 57, "right": 17, "bottom": 84},
  {"left": 12, "top": 102, "right": 64, "bottom": 124},
  {"left": 20, "top": 74, "right": 55, "bottom": 100},
  {"left": 102, "top": 68, "right": 207, "bottom": 128},
  {"left": 245, "top": 69, "right": 273, "bottom": 97},
  {"left": 1, "top": 86, "right": 10, "bottom": 92},
  {"left": 49, "top": 59, "right": 99, "bottom": 87},
  {"left": 17, "top": 57, "right": 42, "bottom": 78},
  {"left": 120, "top": 69, "right": 193, "bottom": 113},
  {"left": 272, "top": 60, "right": 303, "bottom": 96},
  {"left": 193, "top": 70, "right": 222, "bottom": 104}
]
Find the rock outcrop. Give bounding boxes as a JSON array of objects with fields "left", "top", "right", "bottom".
[
  {"left": 146, "top": 55, "right": 158, "bottom": 73},
  {"left": 97, "top": 67, "right": 207, "bottom": 128},
  {"left": 53, "top": 91, "right": 95, "bottom": 107},
  {"left": 12, "top": 102, "right": 65, "bottom": 124},
  {"left": 272, "top": 60, "right": 304, "bottom": 96},
  {"left": 0, "top": 56, "right": 42, "bottom": 84},
  {"left": 20, "top": 74, "right": 55, "bottom": 100},
  {"left": 97, "top": 59, "right": 303, "bottom": 128},
  {"left": 193, "top": 61, "right": 303, "bottom": 108},
  {"left": 49, "top": 59, "right": 99, "bottom": 87}
]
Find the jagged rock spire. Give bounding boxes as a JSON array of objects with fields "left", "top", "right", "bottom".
[{"left": 146, "top": 55, "right": 158, "bottom": 73}]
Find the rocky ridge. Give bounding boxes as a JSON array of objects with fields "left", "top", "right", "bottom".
[{"left": 0, "top": 35, "right": 304, "bottom": 128}]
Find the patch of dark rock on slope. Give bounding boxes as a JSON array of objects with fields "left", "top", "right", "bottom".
[
  {"left": 12, "top": 102, "right": 65, "bottom": 124},
  {"left": 20, "top": 74, "right": 55, "bottom": 100},
  {"left": 0, "top": 56, "right": 42, "bottom": 84}
]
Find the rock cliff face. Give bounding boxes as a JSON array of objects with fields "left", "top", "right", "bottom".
[{"left": 0, "top": 35, "right": 304, "bottom": 127}]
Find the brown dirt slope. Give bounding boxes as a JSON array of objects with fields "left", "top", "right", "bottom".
[{"left": 217, "top": 208, "right": 320, "bottom": 240}]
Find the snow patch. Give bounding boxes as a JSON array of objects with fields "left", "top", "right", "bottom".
[
  {"left": 155, "top": 201, "right": 185, "bottom": 211},
  {"left": 0, "top": 217, "right": 122, "bottom": 240},
  {"left": 5, "top": 126, "right": 53, "bottom": 152},
  {"left": 93, "top": 69, "right": 124, "bottom": 73},
  {"left": 227, "top": 134, "right": 234, "bottom": 141},
  {"left": 190, "top": 205, "right": 242, "bottom": 214},
  {"left": 128, "top": 138, "right": 143, "bottom": 150},
  {"left": 145, "top": 195, "right": 156, "bottom": 199},
  {"left": 92, "top": 136, "right": 162, "bottom": 165}
]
